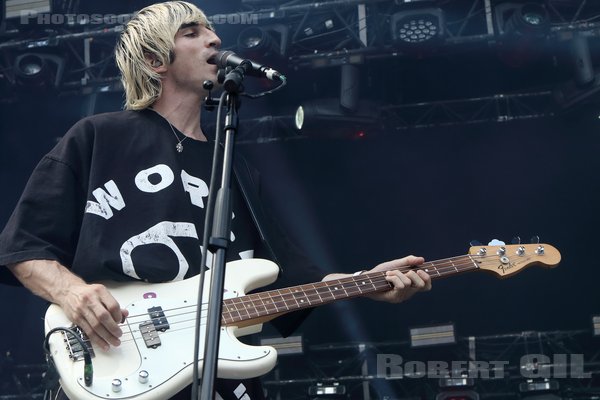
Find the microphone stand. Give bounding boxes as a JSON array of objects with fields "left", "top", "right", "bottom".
[{"left": 199, "top": 62, "right": 249, "bottom": 400}]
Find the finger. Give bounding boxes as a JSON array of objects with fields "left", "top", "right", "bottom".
[
  {"left": 417, "top": 270, "right": 432, "bottom": 291},
  {"left": 90, "top": 302, "right": 123, "bottom": 343},
  {"left": 95, "top": 285, "right": 124, "bottom": 325},
  {"left": 405, "top": 270, "right": 426, "bottom": 289},
  {"left": 386, "top": 271, "right": 411, "bottom": 288},
  {"left": 73, "top": 314, "right": 111, "bottom": 352},
  {"left": 85, "top": 307, "right": 122, "bottom": 348},
  {"left": 120, "top": 308, "right": 129, "bottom": 323}
]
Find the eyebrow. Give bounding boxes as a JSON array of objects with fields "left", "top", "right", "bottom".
[{"left": 179, "top": 22, "right": 199, "bottom": 30}]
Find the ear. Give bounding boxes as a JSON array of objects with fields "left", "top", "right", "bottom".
[{"left": 144, "top": 52, "right": 167, "bottom": 74}]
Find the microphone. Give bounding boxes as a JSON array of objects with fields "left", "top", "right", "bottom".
[{"left": 208, "top": 50, "right": 286, "bottom": 82}]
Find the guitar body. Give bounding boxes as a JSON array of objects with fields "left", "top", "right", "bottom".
[{"left": 44, "top": 259, "right": 280, "bottom": 400}]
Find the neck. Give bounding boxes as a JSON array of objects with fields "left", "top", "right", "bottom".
[
  {"left": 151, "top": 89, "right": 207, "bottom": 141},
  {"left": 222, "top": 254, "right": 481, "bottom": 328}
]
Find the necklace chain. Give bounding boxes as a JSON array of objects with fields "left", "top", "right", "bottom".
[
  {"left": 150, "top": 108, "right": 189, "bottom": 153},
  {"left": 166, "top": 120, "right": 188, "bottom": 153}
]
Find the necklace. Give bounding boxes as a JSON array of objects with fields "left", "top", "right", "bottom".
[
  {"left": 150, "top": 108, "right": 189, "bottom": 153},
  {"left": 167, "top": 120, "right": 188, "bottom": 153}
]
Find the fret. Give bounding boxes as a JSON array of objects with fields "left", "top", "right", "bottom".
[
  {"left": 315, "top": 283, "right": 336, "bottom": 302},
  {"left": 449, "top": 258, "right": 459, "bottom": 273},
  {"left": 253, "top": 293, "right": 270, "bottom": 315},
  {"left": 467, "top": 255, "right": 479, "bottom": 269},
  {"left": 230, "top": 298, "right": 251, "bottom": 320},
  {"left": 298, "top": 286, "right": 314, "bottom": 307},
  {"left": 276, "top": 289, "right": 292, "bottom": 311}
]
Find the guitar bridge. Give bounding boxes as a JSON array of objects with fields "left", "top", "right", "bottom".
[{"left": 62, "top": 326, "right": 95, "bottom": 361}]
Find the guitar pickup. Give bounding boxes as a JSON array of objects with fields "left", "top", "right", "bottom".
[
  {"left": 139, "top": 321, "right": 161, "bottom": 348},
  {"left": 148, "top": 306, "right": 170, "bottom": 332}
]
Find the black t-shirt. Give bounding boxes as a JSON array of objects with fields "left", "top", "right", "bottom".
[{"left": 0, "top": 109, "right": 258, "bottom": 281}]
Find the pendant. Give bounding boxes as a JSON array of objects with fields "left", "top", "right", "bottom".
[{"left": 176, "top": 142, "right": 183, "bottom": 153}]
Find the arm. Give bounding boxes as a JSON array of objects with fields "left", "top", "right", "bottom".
[
  {"left": 322, "top": 255, "right": 431, "bottom": 303},
  {"left": 7, "top": 260, "right": 128, "bottom": 351}
]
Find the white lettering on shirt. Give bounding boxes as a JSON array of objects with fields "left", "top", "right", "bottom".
[
  {"left": 135, "top": 164, "right": 174, "bottom": 193},
  {"left": 84, "top": 180, "right": 125, "bottom": 220},
  {"left": 181, "top": 169, "right": 209, "bottom": 208},
  {"left": 120, "top": 221, "right": 198, "bottom": 281}
]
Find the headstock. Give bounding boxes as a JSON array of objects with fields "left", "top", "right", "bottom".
[{"left": 468, "top": 243, "right": 561, "bottom": 278}]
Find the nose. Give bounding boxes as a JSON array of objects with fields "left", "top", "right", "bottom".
[{"left": 206, "top": 28, "right": 221, "bottom": 49}]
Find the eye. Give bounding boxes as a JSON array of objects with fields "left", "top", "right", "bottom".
[{"left": 184, "top": 32, "right": 197, "bottom": 37}]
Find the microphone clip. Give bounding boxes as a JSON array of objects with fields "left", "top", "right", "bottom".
[{"left": 203, "top": 80, "right": 220, "bottom": 112}]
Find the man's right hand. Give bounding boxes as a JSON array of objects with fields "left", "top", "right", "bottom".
[
  {"left": 8, "top": 260, "right": 128, "bottom": 351},
  {"left": 61, "top": 282, "right": 129, "bottom": 351}
]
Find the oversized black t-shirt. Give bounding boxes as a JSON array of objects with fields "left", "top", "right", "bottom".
[{"left": 0, "top": 109, "right": 258, "bottom": 282}]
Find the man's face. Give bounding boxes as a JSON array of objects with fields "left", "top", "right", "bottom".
[{"left": 166, "top": 22, "right": 221, "bottom": 94}]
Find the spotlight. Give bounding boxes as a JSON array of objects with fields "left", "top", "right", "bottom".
[
  {"left": 237, "top": 24, "right": 288, "bottom": 58},
  {"left": 5, "top": 0, "right": 50, "bottom": 19},
  {"left": 259, "top": 335, "right": 303, "bottom": 355},
  {"left": 308, "top": 382, "right": 347, "bottom": 399},
  {"left": 14, "top": 53, "right": 64, "bottom": 88},
  {"left": 519, "top": 379, "right": 560, "bottom": 400},
  {"left": 495, "top": 3, "right": 550, "bottom": 37},
  {"left": 391, "top": 8, "right": 445, "bottom": 45},
  {"left": 409, "top": 323, "right": 456, "bottom": 348},
  {"left": 294, "top": 98, "right": 380, "bottom": 138}
]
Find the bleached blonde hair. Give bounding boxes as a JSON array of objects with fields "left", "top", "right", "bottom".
[{"left": 115, "top": 1, "right": 212, "bottom": 110}]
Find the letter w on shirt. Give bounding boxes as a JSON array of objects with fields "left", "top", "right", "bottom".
[{"left": 85, "top": 180, "right": 125, "bottom": 219}]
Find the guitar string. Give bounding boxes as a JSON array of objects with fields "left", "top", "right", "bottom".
[
  {"left": 109, "top": 254, "right": 540, "bottom": 347},
  {"left": 118, "top": 253, "right": 536, "bottom": 325},
  {"left": 119, "top": 254, "right": 479, "bottom": 321},
  {"left": 72, "top": 254, "right": 541, "bottom": 348}
]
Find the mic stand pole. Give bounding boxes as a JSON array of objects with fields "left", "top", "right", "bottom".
[{"left": 199, "top": 63, "right": 247, "bottom": 400}]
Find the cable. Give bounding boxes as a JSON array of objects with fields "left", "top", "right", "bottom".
[
  {"left": 242, "top": 75, "right": 287, "bottom": 98},
  {"left": 43, "top": 327, "right": 93, "bottom": 387}
]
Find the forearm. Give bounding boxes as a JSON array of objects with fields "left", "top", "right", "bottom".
[
  {"left": 7, "top": 259, "right": 85, "bottom": 306},
  {"left": 7, "top": 259, "right": 127, "bottom": 350}
]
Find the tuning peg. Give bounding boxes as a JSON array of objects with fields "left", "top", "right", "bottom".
[
  {"left": 470, "top": 240, "right": 482, "bottom": 246},
  {"left": 488, "top": 239, "right": 506, "bottom": 246},
  {"left": 530, "top": 235, "right": 540, "bottom": 244},
  {"left": 511, "top": 236, "right": 521, "bottom": 245}
]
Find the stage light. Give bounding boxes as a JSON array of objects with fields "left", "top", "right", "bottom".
[
  {"left": 495, "top": 3, "right": 550, "bottom": 37},
  {"left": 391, "top": 8, "right": 445, "bottom": 45},
  {"left": 294, "top": 98, "right": 379, "bottom": 138},
  {"left": 259, "top": 335, "right": 303, "bottom": 355},
  {"left": 308, "top": 382, "right": 347, "bottom": 399},
  {"left": 409, "top": 323, "right": 455, "bottom": 348},
  {"left": 593, "top": 315, "right": 600, "bottom": 336},
  {"left": 237, "top": 25, "right": 288, "bottom": 58},
  {"left": 5, "top": 0, "right": 50, "bottom": 19},
  {"left": 14, "top": 53, "right": 64, "bottom": 88}
]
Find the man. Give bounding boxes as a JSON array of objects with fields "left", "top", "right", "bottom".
[{"left": 0, "top": 2, "right": 431, "bottom": 399}]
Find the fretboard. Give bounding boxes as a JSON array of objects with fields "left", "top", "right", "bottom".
[{"left": 221, "top": 254, "right": 479, "bottom": 325}]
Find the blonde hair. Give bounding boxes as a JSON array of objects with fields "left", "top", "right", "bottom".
[{"left": 115, "top": 1, "right": 212, "bottom": 110}]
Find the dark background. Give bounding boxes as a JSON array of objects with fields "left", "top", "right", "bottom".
[{"left": 1, "top": 0, "right": 599, "bottom": 396}]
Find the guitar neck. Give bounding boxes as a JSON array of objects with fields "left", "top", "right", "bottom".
[{"left": 222, "top": 254, "right": 480, "bottom": 326}]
